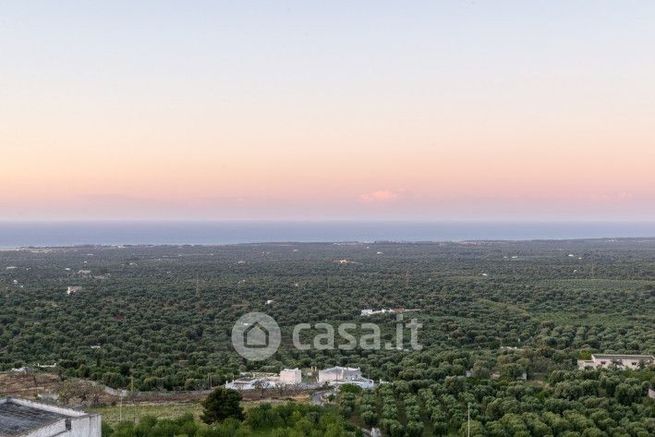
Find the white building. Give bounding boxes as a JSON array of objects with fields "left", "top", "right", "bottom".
[
  {"left": 360, "top": 309, "right": 391, "bottom": 317},
  {"left": 279, "top": 368, "right": 302, "bottom": 385},
  {"left": 66, "top": 286, "right": 83, "bottom": 295},
  {"left": 360, "top": 308, "right": 418, "bottom": 317},
  {"left": 226, "top": 369, "right": 303, "bottom": 391},
  {"left": 318, "top": 366, "right": 375, "bottom": 389},
  {"left": 225, "top": 377, "right": 277, "bottom": 391},
  {"left": 318, "top": 366, "right": 362, "bottom": 383},
  {"left": 0, "top": 398, "right": 101, "bottom": 436},
  {"left": 578, "top": 354, "right": 655, "bottom": 370}
]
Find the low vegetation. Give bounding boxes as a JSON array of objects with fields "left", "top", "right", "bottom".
[{"left": 103, "top": 396, "right": 358, "bottom": 436}]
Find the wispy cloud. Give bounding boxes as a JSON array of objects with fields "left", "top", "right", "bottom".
[{"left": 359, "top": 190, "right": 400, "bottom": 203}]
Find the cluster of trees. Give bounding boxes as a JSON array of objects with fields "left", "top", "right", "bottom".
[
  {"left": 2, "top": 241, "right": 654, "bottom": 391},
  {"left": 338, "top": 368, "right": 655, "bottom": 436},
  {"left": 2, "top": 241, "right": 655, "bottom": 433}
]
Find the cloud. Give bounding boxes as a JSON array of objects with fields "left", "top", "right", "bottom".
[{"left": 359, "top": 190, "right": 400, "bottom": 203}]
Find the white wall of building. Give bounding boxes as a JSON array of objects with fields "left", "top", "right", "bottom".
[
  {"left": 280, "top": 368, "right": 301, "bottom": 384},
  {"left": 3, "top": 398, "right": 101, "bottom": 437},
  {"left": 25, "top": 415, "right": 101, "bottom": 437},
  {"left": 577, "top": 355, "right": 655, "bottom": 370},
  {"left": 318, "top": 367, "right": 362, "bottom": 384}
]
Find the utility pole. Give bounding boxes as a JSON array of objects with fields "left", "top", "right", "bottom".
[{"left": 131, "top": 376, "right": 135, "bottom": 423}]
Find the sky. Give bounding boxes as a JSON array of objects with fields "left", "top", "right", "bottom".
[{"left": 1, "top": 1, "right": 654, "bottom": 221}]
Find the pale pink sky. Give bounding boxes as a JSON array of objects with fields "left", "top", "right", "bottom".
[{"left": 1, "top": 1, "right": 654, "bottom": 220}]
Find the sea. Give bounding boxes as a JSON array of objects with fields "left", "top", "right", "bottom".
[{"left": 1, "top": 221, "right": 654, "bottom": 248}]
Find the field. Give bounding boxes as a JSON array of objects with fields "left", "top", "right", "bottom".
[{"left": 91, "top": 402, "right": 203, "bottom": 426}]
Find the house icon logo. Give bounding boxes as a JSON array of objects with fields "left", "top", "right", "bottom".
[
  {"left": 232, "top": 312, "right": 281, "bottom": 361},
  {"left": 244, "top": 321, "right": 269, "bottom": 348}
]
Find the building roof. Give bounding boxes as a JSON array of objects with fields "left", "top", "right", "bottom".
[
  {"left": 0, "top": 398, "right": 67, "bottom": 436},
  {"left": 320, "top": 366, "right": 360, "bottom": 374},
  {"left": 592, "top": 354, "right": 655, "bottom": 360}
]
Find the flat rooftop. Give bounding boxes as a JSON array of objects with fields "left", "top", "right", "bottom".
[
  {"left": 321, "top": 367, "right": 360, "bottom": 373},
  {"left": 592, "top": 354, "right": 655, "bottom": 360},
  {"left": 0, "top": 399, "right": 67, "bottom": 436}
]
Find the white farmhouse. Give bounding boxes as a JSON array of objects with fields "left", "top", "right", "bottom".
[
  {"left": 578, "top": 354, "right": 655, "bottom": 370},
  {"left": 225, "top": 377, "right": 277, "bottom": 391},
  {"left": 225, "top": 369, "right": 302, "bottom": 391},
  {"left": 318, "top": 366, "right": 361, "bottom": 383},
  {"left": 279, "top": 368, "right": 302, "bottom": 385},
  {"left": 318, "top": 366, "right": 375, "bottom": 389},
  {"left": 361, "top": 309, "right": 389, "bottom": 316}
]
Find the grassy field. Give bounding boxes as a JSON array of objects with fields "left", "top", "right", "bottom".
[
  {"left": 90, "top": 402, "right": 203, "bottom": 426},
  {"left": 92, "top": 397, "right": 312, "bottom": 426}
]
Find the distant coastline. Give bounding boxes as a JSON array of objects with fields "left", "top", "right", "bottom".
[{"left": 1, "top": 221, "right": 655, "bottom": 248}]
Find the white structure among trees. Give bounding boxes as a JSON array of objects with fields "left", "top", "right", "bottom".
[
  {"left": 318, "top": 366, "right": 375, "bottom": 389},
  {"left": 225, "top": 368, "right": 303, "bottom": 391},
  {"left": 318, "top": 366, "right": 362, "bottom": 383},
  {"left": 279, "top": 368, "right": 302, "bottom": 384},
  {"left": 578, "top": 354, "right": 655, "bottom": 370}
]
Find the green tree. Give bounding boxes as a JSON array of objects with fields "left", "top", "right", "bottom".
[{"left": 201, "top": 387, "right": 244, "bottom": 424}]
